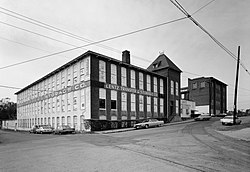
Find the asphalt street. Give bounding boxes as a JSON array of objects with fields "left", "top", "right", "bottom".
[{"left": 0, "top": 118, "right": 249, "bottom": 172}]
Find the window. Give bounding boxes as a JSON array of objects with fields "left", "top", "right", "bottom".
[
  {"left": 192, "top": 82, "right": 197, "bottom": 89},
  {"left": 154, "top": 98, "right": 158, "bottom": 114},
  {"left": 48, "top": 99, "right": 51, "bottom": 113},
  {"left": 176, "top": 100, "right": 179, "bottom": 114},
  {"left": 56, "top": 73, "right": 60, "bottom": 90},
  {"left": 171, "top": 80, "right": 174, "bottom": 95},
  {"left": 160, "top": 98, "right": 164, "bottom": 113},
  {"left": 139, "top": 72, "right": 143, "bottom": 90},
  {"left": 154, "top": 77, "right": 157, "bottom": 93},
  {"left": 147, "top": 75, "right": 151, "bottom": 91},
  {"left": 139, "top": 95, "right": 144, "bottom": 112},
  {"left": 44, "top": 100, "right": 47, "bottom": 114},
  {"left": 67, "top": 68, "right": 72, "bottom": 86},
  {"left": 176, "top": 82, "right": 179, "bottom": 96},
  {"left": 67, "top": 116, "right": 71, "bottom": 126},
  {"left": 73, "top": 116, "right": 77, "bottom": 128},
  {"left": 160, "top": 79, "right": 163, "bottom": 94},
  {"left": 80, "top": 60, "right": 85, "bottom": 82},
  {"left": 121, "top": 67, "right": 127, "bottom": 86},
  {"left": 52, "top": 76, "right": 55, "bottom": 91},
  {"left": 56, "top": 117, "right": 59, "bottom": 128},
  {"left": 81, "top": 89, "right": 86, "bottom": 110},
  {"left": 61, "top": 116, "right": 65, "bottom": 126},
  {"left": 44, "top": 117, "right": 47, "bottom": 125},
  {"left": 111, "top": 90, "right": 117, "bottom": 110},
  {"left": 121, "top": 92, "right": 127, "bottom": 111},
  {"left": 131, "top": 94, "right": 136, "bottom": 112},
  {"left": 200, "top": 81, "right": 205, "bottom": 88},
  {"left": 41, "top": 118, "right": 43, "bottom": 125},
  {"left": 147, "top": 96, "right": 151, "bottom": 112},
  {"left": 131, "top": 70, "right": 135, "bottom": 88},
  {"left": 48, "top": 117, "right": 50, "bottom": 125},
  {"left": 61, "top": 94, "right": 65, "bottom": 112},
  {"left": 67, "top": 92, "right": 72, "bottom": 112},
  {"left": 57, "top": 96, "right": 60, "bottom": 112},
  {"left": 99, "top": 60, "right": 106, "bottom": 82},
  {"left": 111, "top": 64, "right": 117, "bottom": 84},
  {"left": 73, "top": 91, "right": 77, "bottom": 111},
  {"left": 52, "top": 117, "right": 55, "bottom": 128},
  {"left": 73, "top": 64, "right": 78, "bottom": 84},
  {"left": 99, "top": 88, "right": 106, "bottom": 109},
  {"left": 61, "top": 70, "right": 65, "bottom": 88},
  {"left": 52, "top": 97, "right": 56, "bottom": 113}
]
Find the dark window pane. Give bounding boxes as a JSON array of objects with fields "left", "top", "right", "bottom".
[
  {"left": 111, "top": 100, "right": 116, "bottom": 109},
  {"left": 99, "top": 99, "right": 105, "bottom": 109}
]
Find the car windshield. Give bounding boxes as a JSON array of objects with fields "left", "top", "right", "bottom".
[{"left": 224, "top": 116, "right": 233, "bottom": 119}]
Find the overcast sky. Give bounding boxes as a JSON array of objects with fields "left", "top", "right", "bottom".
[{"left": 0, "top": 0, "right": 249, "bottom": 111}]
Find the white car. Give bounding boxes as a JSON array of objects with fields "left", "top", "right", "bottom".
[
  {"left": 194, "top": 114, "right": 211, "bottom": 121},
  {"left": 220, "top": 116, "right": 241, "bottom": 125},
  {"left": 134, "top": 119, "right": 164, "bottom": 129}
]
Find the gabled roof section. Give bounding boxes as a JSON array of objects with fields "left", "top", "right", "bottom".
[{"left": 147, "top": 53, "right": 182, "bottom": 73}]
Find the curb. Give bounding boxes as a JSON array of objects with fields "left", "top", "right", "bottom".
[{"left": 95, "top": 119, "right": 195, "bottom": 134}]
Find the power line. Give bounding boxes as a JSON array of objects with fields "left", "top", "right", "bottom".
[
  {"left": 0, "top": 16, "right": 187, "bottom": 70},
  {"left": 170, "top": 0, "right": 250, "bottom": 76},
  {"left": 0, "top": 7, "right": 150, "bottom": 63},
  {"left": 191, "top": 0, "right": 216, "bottom": 16}
]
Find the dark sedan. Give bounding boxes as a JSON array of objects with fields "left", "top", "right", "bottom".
[{"left": 54, "top": 125, "right": 75, "bottom": 134}]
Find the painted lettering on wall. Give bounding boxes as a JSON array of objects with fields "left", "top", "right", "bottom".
[
  {"left": 104, "top": 83, "right": 158, "bottom": 97},
  {"left": 18, "top": 81, "right": 90, "bottom": 107}
]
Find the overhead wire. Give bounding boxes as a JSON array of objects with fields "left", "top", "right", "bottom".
[
  {"left": 0, "top": 6, "right": 149, "bottom": 63},
  {"left": 0, "top": 16, "right": 187, "bottom": 70},
  {"left": 170, "top": 0, "right": 250, "bottom": 76}
]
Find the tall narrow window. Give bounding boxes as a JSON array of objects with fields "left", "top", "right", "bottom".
[
  {"left": 121, "top": 92, "right": 127, "bottom": 111},
  {"left": 56, "top": 117, "right": 59, "bottom": 128},
  {"left": 52, "top": 76, "right": 55, "bottom": 91},
  {"left": 176, "top": 100, "right": 179, "bottom": 114},
  {"left": 171, "top": 80, "right": 174, "bottom": 95},
  {"left": 99, "top": 88, "right": 106, "bottom": 110},
  {"left": 67, "top": 68, "right": 72, "bottom": 86},
  {"left": 160, "top": 79, "right": 163, "bottom": 94},
  {"left": 131, "top": 70, "right": 135, "bottom": 88},
  {"left": 81, "top": 89, "right": 86, "bottom": 110},
  {"left": 67, "top": 116, "right": 71, "bottom": 126},
  {"left": 57, "top": 96, "right": 60, "bottom": 112},
  {"left": 48, "top": 117, "right": 50, "bottom": 125},
  {"left": 56, "top": 73, "right": 60, "bottom": 90},
  {"left": 139, "top": 95, "right": 144, "bottom": 112},
  {"left": 52, "top": 117, "right": 55, "bottom": 128},
  {"left": 154, "top": 98, "right": 158, "bottom": 114},
  {"left": 154, "top": 77, "right": 157, "bottom": 93},
  {"left": 160, "top": 98, "right": 164, "bottom": 113},
  {"left": 73, "top": 64, "right": 78, "bottom": 84},
  {"left": 121, "top": 67, "right": 127, "bottom": 86},
  {"left": 99, "top": 60, "right": 106, "bottom": 82},
  {"left": 147, "top": 75, "right": 151, "bottom": 91},
  {"left": 52, "top": 97, "right": 56, "bottom": 113},
  {"left": 139, "top": 72, "right": 143, "bottom": 90},
  {"left": 111, "top": 64, "right": 117, "bottom": 84},
  {"left": 85, "top": 58, "right": 90, "bottom": 79},
  {"left": 61, "top": 70, "right": 65, "bottom": 88},
  {"left": 176, "top": 82, "right": 179, "bottom": 96},
  {"left": 73, "top": 116, "right": 77, "bottom": 128},
  {"left": 111, "top": 90, "right": 117, "bottom": 110},
  {"left": 61, "top": 116, "right": 65, "bottom": 126},
  {"left": 67, "top": 92, "right": 72, "bottom": 112},
  {"left": 147, "top": 96, "right": 151, "bottom": 112},
  {"left": 131, "top": 94, "right": 136, "bottom": 112},
  {"left": 80, "top": 60, "right": 85, "bottom": 82},
  {"left": 73, "top": 91, "right": 77, "bottom": 111},
  {"left": 61, "top": 94, "right": 65, "bottom": 112}
]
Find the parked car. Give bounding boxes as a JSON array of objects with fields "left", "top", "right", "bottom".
[
  {"left": 194, "top": 113, "right": 211, "bottom": 121},
  {"left": 220, "top": 116, "right": 242, "bottom": 125},
  {"left": 36, "top": 125, "right": 54, "bottom": 134},
  {"left": 217, "top": 113, "right": 228, "bottom": 117},
  {"left": 54, "top": 125, "right": 75, "bottom": 134},
  {"left": 134, "top": 119, "right": 164, "bottom": 129},
  {"left": 29, "top": 125, "right": 39, "bottom": 133}
]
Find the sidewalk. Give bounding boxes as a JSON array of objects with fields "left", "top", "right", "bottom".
[{"left": 95, "top": 119, "right": 195, "bottom": 134}]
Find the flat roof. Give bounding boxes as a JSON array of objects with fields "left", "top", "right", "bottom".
[
  {"left": 188, "top": 77, "right": 227, "bottom": 86},
  {"left": 15, "top": 50, "right": 167, "bottom": 95}
]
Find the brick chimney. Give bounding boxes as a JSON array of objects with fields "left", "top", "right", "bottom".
[{"left": 122, "top": 50, "right": 130, "bottom": 64}]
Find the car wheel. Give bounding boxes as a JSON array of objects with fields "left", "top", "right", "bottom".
[{"left": 145, "top": 125, "right": 149, "bottom": 129}]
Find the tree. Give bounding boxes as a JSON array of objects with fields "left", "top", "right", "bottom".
[{"left": 0, "top": 102, "right": 17, "bottom": 120}]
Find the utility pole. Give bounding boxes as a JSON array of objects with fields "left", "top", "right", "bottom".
[{"left": 233, "top": 46, "right": 240, "bottom": 125}]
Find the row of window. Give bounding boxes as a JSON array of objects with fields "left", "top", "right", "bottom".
[
  {"left": 99, "top": 89, "right": 164, "bottom": 113},
  {"left": 17, "top": 57, "right": 90, "bottom": 104},
  {"left": 18, "top": 89, "right": 87, "bottom": 117},
  {"left": 192, "top": 81, "right": 206, "bottom": 89},
  {"left": 18, "top": 115, "right": 82, "bottom": 129},
  {"left": 99, "top": 60, "right": 165, "bottom": 93}
]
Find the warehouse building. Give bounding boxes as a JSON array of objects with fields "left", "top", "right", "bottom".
[
  {"left": 181, "top": 77, "right": 227, "bottom": 115},
  {"left": 15, "top": 50, "right": 181, "bottom": 131}
]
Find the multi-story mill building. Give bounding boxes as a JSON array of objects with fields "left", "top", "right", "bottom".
[{"left": 16, "top": 50, "right": 181, "bottom": 131}]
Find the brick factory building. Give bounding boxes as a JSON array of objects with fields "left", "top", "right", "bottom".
[
  {"left": 181, "top": 77, "right": 227, "bottom": 115},
  {"left": 15, "top": 50, "right": 181, "bottom": 131}
]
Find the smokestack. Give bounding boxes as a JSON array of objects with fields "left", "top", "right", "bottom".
[{"left": 122, "top": 50, "right": 130, "bottom": 64}]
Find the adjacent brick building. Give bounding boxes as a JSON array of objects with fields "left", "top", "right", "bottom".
[
  {"left": 15, "top": 50, "right": 181, "bottom": 131},
  {"left": 181, "top": 77, "right": 227, "bottom": 115}
]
